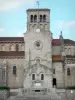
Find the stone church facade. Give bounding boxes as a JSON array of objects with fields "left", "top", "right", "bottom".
[{"left": 0, "top": 8, "right": 75, "bottom": 94}]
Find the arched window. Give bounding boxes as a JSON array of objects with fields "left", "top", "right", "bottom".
[
  {"left": 41, "top": 74, "right": 44, "bottom": 80},
  {"left": 65, "top": 48, "right": 67, "bottom": 55},
  {"left": 67, "top": 68, "right": 70, "bottom": 75},
  {"left": 30, "top": 15, "right": 33, "bottom": 22},
  {"left": 34, "top": 15, "right": 37, "bottom": 22},
  {"left": 40, "top": 15, "right": 42, "bottom": 22},
  {"left": 32, "top": 74, "right": 35, "bottom": 80},
  {"left": 43, "top": 15, "right": 46, "bottom": 22},
  {"left": 53, "top": 78, "right": 57, "bottom": 87},
  {"left": 13, "top": 66, "right": 16, "bottom": 75}
]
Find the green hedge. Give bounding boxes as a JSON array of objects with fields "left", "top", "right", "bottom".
[
  {"left": 65, "top": 86, "right": 75, "bottom": 90},
  {"left": 0, "top": 86, "right": 10, "bottom": 90}
]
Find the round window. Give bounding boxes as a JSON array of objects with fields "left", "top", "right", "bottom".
[
  {"left": 36, "top": 42, "right": 40, "bottom": 47},
  {"left": 34, "top": 40, "right": 43, "bottom": 50}
]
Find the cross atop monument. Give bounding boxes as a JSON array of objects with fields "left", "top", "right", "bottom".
[{"left": 36, "top": 1, "right": 40, "bottom": 8}]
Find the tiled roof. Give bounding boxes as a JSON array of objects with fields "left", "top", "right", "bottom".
[
  {"left": 0, "top": 37, "right": 24, "bottom": 42},
  {"left": 64, "top": 39, "right": 75, "bottom": 44},
  {"left": 27, "top": 8, "right": 50, "bottom": 11},
  {"left": 52, "top": 39, "right": 75, "bottom": 45},
  {"left": 0, "top": 37, "right": 74, "bottom": 45},
  {"left": 52, "top": 39, "right": 61, "bottom": 45},
  {"left": 52, "top": 55, "right": 62, "bottom": 61},
  {"left": 0, "top": 51, "right": 24, "bottom": 56}
]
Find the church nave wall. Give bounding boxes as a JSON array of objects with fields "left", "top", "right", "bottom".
[
  {"left": 52, "top": 62, "right": 64, "bottom": 88},
  {"left": 65, "top": 64, "right": 75, "bottom": 87},
  {"left": 3, "top": 58, "right": 24, "bottom": 88}
]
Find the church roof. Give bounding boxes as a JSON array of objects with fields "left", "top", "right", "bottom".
[
  {"left": 0, "top": 37, "right": 74, "bottom": 45},
  {"left": 52, "top": 39, "right": 75, "bottom": 45},
  {"left": 0, "top": 37, "right": 24, "bottom": 42},
  {"left": 64, "top": 39, "right": 75, "bottom": 44},
  {"left": 27, "top": 8, "right": 50, "bottom": 11},
  {"left": 52, "top": 39, "right": 61, "bottom": 45}
]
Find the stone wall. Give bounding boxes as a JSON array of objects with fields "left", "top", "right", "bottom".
[
  {"left": 6, "top": 59, "right": 24, "bottom": 88},
  {"left": 52, "top": 46, "right": 61, "bottom": 55},
  {"left": 0, "top": 58, "right": 25, "bottom": 89},
  {"left": 65, "top": 64, "right": 75, "bottom": 87},
  {"left": 53, "top": 62, "right": 64, "bottom": 88}
]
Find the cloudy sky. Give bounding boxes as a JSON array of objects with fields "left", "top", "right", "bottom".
[{"left": 0, "top": 0, "right": 75, "bottom": 40}]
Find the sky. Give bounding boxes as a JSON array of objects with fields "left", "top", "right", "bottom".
[{"left": 0, "top": 0, "right": 75, "bottom": 40}]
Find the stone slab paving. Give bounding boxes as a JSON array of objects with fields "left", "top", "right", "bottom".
[
  {"left": 5, "top": 90, "right": 75, "bottom": 100},
  {"left": 6, "top": 97, "right": 59, "bottom": 100},
  {"left": 6, "top": 94, "right": 64, "bottom": 100}
]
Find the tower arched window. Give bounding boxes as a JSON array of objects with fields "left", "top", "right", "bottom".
[
  {"left": 34, "top": 15, "right": 37, "bottom": 22},
  {"left": 67, "top": 68, "right": 70, "bottom": 75},
  {"left": 30, "top": 15, "right": 33, "bottom": 22},
  {"left": 40, "top": 15, "right": 42, "bottom": 22},
  {"left": 32, "top": 74, "right": 35, "bottom": 80},
  {"left": 13, "top": 65, "right": 16, "bottom": 75},
  {"left": 41, "top": 74, "right": 44, "bottom": 80},
  {"left": 43, "top": 15, "right": 46, "bottom": 22}
]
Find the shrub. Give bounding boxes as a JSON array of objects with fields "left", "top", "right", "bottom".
[
  {"left": 0, "top": 86, "right": 10, "bottom": 90},
  {"left": 65, "top": 86, "right": 75, "bottom": 90}
]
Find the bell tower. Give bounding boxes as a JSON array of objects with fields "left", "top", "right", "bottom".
[
  {"left": 24, "top": 6, "right": 53, "bottom": 95},
  {"left": 26, "top": 8, "right": 50, "bottom": 31}
]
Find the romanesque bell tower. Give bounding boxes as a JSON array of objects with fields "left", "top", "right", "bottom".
[
  {"left": 27, "top": 8, "right": 50, "bottom": 31},
  {"left": 24, "top": 8, "right": 53, "bottom": 95}
]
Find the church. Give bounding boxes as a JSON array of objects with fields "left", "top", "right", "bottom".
[{"left": 0, "top": 7, "right": 75, "bottom": 95}]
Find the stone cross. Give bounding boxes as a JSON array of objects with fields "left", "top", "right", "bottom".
[{"left": 36, "top": 1, "right": 39, "bottom": 8}]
